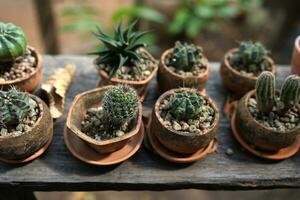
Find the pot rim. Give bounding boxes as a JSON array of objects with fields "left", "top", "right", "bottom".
[
  {"left": 160, "top": 48, "right": 210, "bottom": 79},
  {"left": 94, "top": 48, "right": 158, "bottom": 85},
  {"left": 241, "top": 90, "right": 300, "bottom": 134},
  {"left": 154, "top": 87, "right": 219, "bottom": 137},
  {"left": 223, "top": 48, "right": 276, "bottom": 81},
  {"left": 0, "top": 46, "right": 42, "bottom": 85},
  {"left": 0, "top": 94, "right": 45, "bottom": 139},
  {"left": 295, "top": 36, "right": 300, "bottom": 54},
  {"left": 66, "top": 85, "right": 143, "bottom": 146}
]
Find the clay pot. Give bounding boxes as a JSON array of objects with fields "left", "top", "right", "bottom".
[
  {"left": 292, "top": 35, "right": 300, "bottom": 74},
  {"left": 220, "top": 48, "right": 276, "bottom": 96},
  {"left": 95, "top": 49, "right": 158, "bottom": 99},
  {"left": 150, "top": 88, "right": 219, "bottom": 154},
  {"left": 157, "top": 48, "right": 210, "bottom": 93},
  {"left": 0, "top": 94, "right": 53, "bottom": 160},
  {"left": 0, "top": 46, "right": 43, "bottom": 93},
  {"left": 235, "top": 90, "right": 300, "bottom": 152},
  {"left": 66, "top": 86, "right": 143, "bottom": 154}
]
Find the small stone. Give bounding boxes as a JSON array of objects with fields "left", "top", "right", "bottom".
[
  {"left": 180, "top": 121, "right": 189, "bottom": 130},
  {"left": 0, "top": 128, "right": 8, "bottom": 135},
  {"left": 280, "top": 117, "right": 290, "bottom": 123},
  {"left": 188, "top": 125, "right": 197, "bottom": 133},
  {"left": 172, "top": 121, "right": 182, "bottom": 131},
  {"left": 185, "top": 72, "right": 193, "bottom": 77},
  {"left": 115, "top": 130, "right": 125, "bottom": 137},
  {"left": 143, "top": 70, "right": 151, "bottom": 76},
  {"left": 226, "top": 148, "right": 234, "bottom": 156}
]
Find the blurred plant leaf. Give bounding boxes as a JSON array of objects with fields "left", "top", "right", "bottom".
[{"left": 168, "top": 8, "right": 189, "bottom": 34}]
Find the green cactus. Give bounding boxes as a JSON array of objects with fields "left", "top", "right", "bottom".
[
  {"left": 279, "top": 75, "right": 300, "bottom": 112},
  {"left": 91, "top": 20, "right": 148, "bottom": 77},
  {"left": 230, "top": 41, "right": 269, "bottom": 73},
  {"left": 255, "top": 71, "right": 276, "bottom": 114},
  {"left": 166, "top": 41, "right": 202, "bottom": 72},
  {"left": 165, "top": 91, "right": 204, "bottom": 121},
  {"left": 0, "top": 22, "right": 27, "bottom": 63},
  {"left": 102, "top": 85, "right": 138, "bottom": 129}
]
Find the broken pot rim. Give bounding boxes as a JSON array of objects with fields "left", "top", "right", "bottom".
[
  {"left": 0, "top": 93, "right": 45, "bottom": 139},
  {"left": 223, "top": 48, "right": 276, "bottom": 81},
  {"left": 154, "top": 87, "right": 220, "bottom": 137},
  {"left": 160, "top": 48, "right": 210, "bottom": 79},
  {"left": 94, "top": 48, "right": 158, "bottom": 85},
  {"left": 66, "top": 85, "right": 143, "bottom": 146}
]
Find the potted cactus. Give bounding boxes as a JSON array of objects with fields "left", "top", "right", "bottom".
[
  {"left": 220, "top": 41, "right": 276, "bottom": 96},
  {"left": 292, "top": 35, "right": 300, "bottom": 74},
  {"left": 158, "top": 41, "right": 210, "bottom": 93},
  {"left": 233, "top": 72, "right": 300, "bottom": 153},
  {"left": 91, "top": 20, "right": 158, "bottom": 100},
  {"left": 66, "top": 85, "right": 143, "bottom": 155},
  {"left": 149, "top": 88, "right": 219, "bottom": 154},
  {"left": 0, "top": 22, "right": 42, "bottom": 92},
  {"left": 0, "top": 88, "right": 53, "bottom": 161}
]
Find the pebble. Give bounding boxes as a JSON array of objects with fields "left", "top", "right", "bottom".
[
  {"left": 226, "top": 148, "right": 234, "bottom": 156},
  {"left": 172, "top": 120, "right": 182, "bottom": 131},
  {"left": 180, "top": 121, "right": 189, "bottom": 130},
  {"left": 115, "top": 130, "right": 125, "bottom": 137}
]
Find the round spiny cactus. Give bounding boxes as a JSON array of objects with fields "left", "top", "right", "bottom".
[
  {"left": 255, "top": 71, "right": 275, "bottom": 114},
  {"left": 165, "top": 91, "right": 204, "bottom": 121},
  {"left": 166, "top": 41, "right": 202, "bottom": 72},
  {"left": 0, "top": 22, "right": 27, "bottom": 63},
  {"left": 279, "top": 75, "right": 300, "bottom": 112},
  {"left": 102, "top": 85, "right": 138, "bottom": 128}
]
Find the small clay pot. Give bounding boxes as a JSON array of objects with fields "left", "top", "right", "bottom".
[
  {"left": 95, "top": 49, "right": 158, "bottom": 99},
  {"left": 0, "top": 94, "right": 53, "bottom": 160},
  {"left": 292, "top": 35, "right": 300, "bottom": 74},
  {"left": 157, "top": 48, "right": 210, "bottom": 93},
  {"left": 0, "top": 46, "right": 43, "bottom": 93},
  {"left": 235, "top": 90, "right": 300, "bottom": 152},
  {"left": 66, "top": 86, "right": 143, "bottom": 154},
  {"left": 150, "top": 88, "right": 220, "bottom": 154},
  {"left": 220, "top": 48, "right": 276, "bottom": 96}
]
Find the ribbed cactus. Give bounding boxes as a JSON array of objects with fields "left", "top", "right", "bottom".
[
  {"left": 0, "top": 88, "right": 33, "bottom": 126},
  {"left": 165, "top": 91, "right": 204, "bottom": 121},
  {"left": 0, "top": 22, "right": 27, "bottom": 63},
  {"left": 102, "top": 85, "right": 138, "bottom": 128},
  {"left": 166, "top": 41, "right": 203, "bottom": 72},
  {"left": 279, "top": 75, "right": 300, "bottom": 112},
  {"left": 255, "top": 71, "right": 275, "bottom": 114}
]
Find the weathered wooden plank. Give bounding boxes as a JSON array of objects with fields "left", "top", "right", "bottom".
[{"left": 0, "top": 55, "right": 298, "bottom": 191}]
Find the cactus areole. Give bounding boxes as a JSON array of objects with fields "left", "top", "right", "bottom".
[{"left": 0, "top": 22, "right": 27, "bottom": 63}]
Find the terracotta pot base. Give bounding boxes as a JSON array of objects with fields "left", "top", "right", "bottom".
[
  {"left": 146, "top": 118, "right": 217, "bottom": 163},
  {"left": 0, "top": 128, "right": 53, "bottom": 164},
  {"left": 231, "top": 111, "right": 300, "bottom": 160},
  {"left": 64, "top": 123, "right": 144, "bottom": 166}
]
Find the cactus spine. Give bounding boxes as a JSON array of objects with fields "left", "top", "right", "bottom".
[
  {"left": 255, "top": 71, "right": 275, "bottom": 114},
  {"left": 279, "top": 75, "right": 300, "bottom": 112}
]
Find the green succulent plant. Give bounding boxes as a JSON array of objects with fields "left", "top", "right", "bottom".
[
  {"left": 166, "top": 41, "right": 203, "bottom": 72},
  {"left": 255, "top": 71, "right": 275, "bottom": 114},
  {"left": 102, "top": 85, "right": 138, "bottom": 129},
  {"left": 0, "top": 22, "right": 27, "bottom": 63},
  {"left": 280, "top": 75, "right": 300, "bottom": 112},
  {"left": 230, "top": 41, "right": 269, "bottom": 73},
  {"left": 92, "top": 20, "right": 148, "bottom": 77},
  {"left": 165, "top": 91, "right": 204, "bottom": 121}
]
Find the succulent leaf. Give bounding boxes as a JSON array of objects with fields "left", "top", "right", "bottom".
[{"left": 280, "top": 75, "right": 300, "bottom": 112}]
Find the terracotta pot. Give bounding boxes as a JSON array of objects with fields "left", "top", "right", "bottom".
[
  {"left": 292, "top": 35, "right": 300, "bottom": 74},
  {"left": 95, "top": 49, "right": 158, "bottom": 99},
  {"left": 220, "top": 48, "right": 276, "bottom": 96},
  {"left": 0, "top": 46, "right": 43, "bottom": 93},
  {"left": 0, "top": 94, "right": 53, "bottom": 160},
  {"left": 157, "top": 48, "right": 210, "bottom": 93},
  {"left": 66, "top": 86, "right": 143, "bottom": 154},
  {"left": 150, "top": 88, "right": 220, "bottom": 154},
  {"left": 235, "top": 90, "right": 300, "bottom": 152}
]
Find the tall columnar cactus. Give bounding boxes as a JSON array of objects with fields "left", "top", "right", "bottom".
[
  {"left": 0, "top": 22, "right": 27, "bottom": 63},
  {"left": 165, "top": 91, "right": 204, "bottom": 121},
  {"left": 102, "top": 85, "right": 138, "bottom": 128},
  {"left": 166, "top": 41, "right": 202, "bottom": 72},
  {"left": 279, "top": 75, "right": 300, "bottom": 112},
  {"left": 0, "top": 88, "right": 33, "bottom": 126},
  {"left": 255, "top": 71, "right": 275, "bottom": 114}
]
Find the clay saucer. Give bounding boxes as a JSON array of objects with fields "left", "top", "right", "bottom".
[
  {"left": 231, "top": 111, "right": 300, "bottom": 160},
  {"left": 0, "top": 130, "right": 54, "bottom": 164},
  {"left": 64, "top": 123, "right": 144, "bottom": 166},
  {"left": 146, "top": 121, "right": 217, "bottom": 163}
]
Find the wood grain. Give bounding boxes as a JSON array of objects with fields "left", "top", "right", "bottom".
[{"left": 0, "top": 56, "right": 298, "bottom": 191}]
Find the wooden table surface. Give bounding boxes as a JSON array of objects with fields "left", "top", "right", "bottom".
[{"left": 0, "top": 55, "right": 299, "bottom": 191}]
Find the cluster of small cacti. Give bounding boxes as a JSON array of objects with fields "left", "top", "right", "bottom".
[
  {"left": 255, "top": 72, "right": 300, "bottom": 115},
  {"left": 166, "top": 41, "right": 203, "bottom": 72},
  {"left": 230, "top": 41, "right": 269, "bottom": 73}
]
